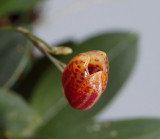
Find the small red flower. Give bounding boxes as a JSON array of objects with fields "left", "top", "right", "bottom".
[{"left": 62, "top": 50, "right": 109, "bottom": 110}]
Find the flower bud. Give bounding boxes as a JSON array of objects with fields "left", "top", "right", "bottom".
[{"left": 62, "top": 50, "right": 109, "bottom": 110}]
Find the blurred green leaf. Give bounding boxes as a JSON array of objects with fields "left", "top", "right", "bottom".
[
  {"left": 19, "top": 136, "right": 51, "bottom": 139},
  {"left": 38, "top": 118, "right": 160, "bottom": 139},
  {"left": 30, "top": 65, "right": 63, "bottom": 117},
  {"left": 0, "top": 30, "right": 30, "bottom": 88},
  {"left": 0, "top": 0, "right": 42, "bottom": 17},
  {"left": 31, "top": 32, "right": 138, "bottom": 118},
  {"left": 66, "top": 32, "right": 138, "bottom": 117},
  {"left": 31, "top": 32, "right": 139, "bottom": 138},
  {"left": 0, "top": 88, "right": 42, "bottom": 138}
]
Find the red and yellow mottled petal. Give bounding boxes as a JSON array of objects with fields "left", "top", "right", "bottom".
[
  {"left": 62, "top": 53, "right": 89, "bottom": 98},
  {"left": 69, "top": 71, "right": 108, "bottom": 110},
  {"left": 62, "top": 50, "right": 109, "bottom": 111}
]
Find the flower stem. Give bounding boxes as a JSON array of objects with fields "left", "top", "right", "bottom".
[{"left": 0, "top": 26, "right": 69, "bottom": 72}]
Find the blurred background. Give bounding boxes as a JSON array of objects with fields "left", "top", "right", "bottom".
[
  {"left": 33, "top": 0, "right": 160, "bottom": 121},
  {"left": 0, "top": 0, "right": 160, "bottom": 138}
]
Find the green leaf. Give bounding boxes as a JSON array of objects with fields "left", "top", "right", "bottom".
[
  {"left": 0, "top": 0, "right": 42, "bottom": 17},
  {"left": 38, "top": 118, "right": 160, "bottom": 139},
  {"left": 31, "top": 33, "right": 160, "bottom": 138},
  {"left": 0, "top": 88, "right": 42, "bottom": 138},
  {"left": 31, "top": 32, "right": 138, "bottom": 138},
  {"left": 18, "top": 136, "right": 51, "bottom": 139},
  {"left": 0, "top": 30, "right": 30, "bottom": 88},
  {"left": 30, "top": 65, "right": 64, "bottom": 117},
  {"left": 31, "top": 32, "right": 138, "bottom": 118},
  {"left": 76, "top": 32, "right": 138, "bottom": 117}
]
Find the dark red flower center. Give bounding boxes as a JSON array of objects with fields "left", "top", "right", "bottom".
[{"left": 88, "top": 64, "right": 102, "bottom": 75}]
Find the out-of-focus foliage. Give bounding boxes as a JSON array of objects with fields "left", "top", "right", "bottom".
[
  {"left": 0, "top": 0, "right": 42, "bottom": 17},
  {"left": 0, "top": 31, "right": 30, "bottom": 88},
  {"left": 0, "top": 88, "right": 42, "bottom": 138},
  {"left": 39, "top": 118, "right": 160, "bottom": 139},
  {"left": 30, "top": 33, "right": 141, "bottom": 138},
  {"left": 31, "top": 33, "right": 138, "bottom": 118}
]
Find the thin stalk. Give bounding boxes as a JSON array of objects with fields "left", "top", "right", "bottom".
[
  {"left": 42, "top": 47, "right": 66, "bottom": 72},
  {"left": 1, "top": 27, "right": 53, "bottom": 52}
]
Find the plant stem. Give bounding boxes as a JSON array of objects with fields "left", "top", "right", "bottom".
[
  {"left": 0, "top": 26, "right": 68, "bottom": 72},
  {"left": 42, "top": 47, "right": 66, "bottom": 72}
]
